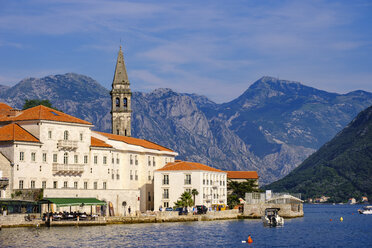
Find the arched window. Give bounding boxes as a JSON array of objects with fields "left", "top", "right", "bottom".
[
  {"left": 116, "top": 97, "right": 120, "bottom": 107},
  {"left": 123, "top": 98, "right": 128, "bottom": 108},
  {"left": 63, "top": 152, "right": 68, "bottom": 165},
  {"left": 64, "top": 130, "right": 69, "bottom": 140}
]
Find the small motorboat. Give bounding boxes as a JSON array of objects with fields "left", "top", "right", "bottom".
[
  {"left": 262, "top": 208, "right": 284, "bottom": 227},
  {"left": 358, "top": 206, "right": 372, "bottom": 214}
]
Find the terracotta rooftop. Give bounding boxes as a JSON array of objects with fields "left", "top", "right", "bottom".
[
  {"left": 0, "top": 123, "right": 40, "bottom": 143},
  {"left": 226, "top": 171, "right": 259, "bottom": 179},
  {"left": 95, "top": 131, "right": 174, "bottom": 152},
  {"left": 157, "top": 161, "right": 225, "bottom": 173},
  {"left": 91, "top": 137, "right": 113, "bottom": 148},
  {"left": 0, "top": 104, "right": 91, "bottom": 125}
]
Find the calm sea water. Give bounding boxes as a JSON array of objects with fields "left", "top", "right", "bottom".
[{"left": 0, "top": 204, "right": 371, "bottom": 247}]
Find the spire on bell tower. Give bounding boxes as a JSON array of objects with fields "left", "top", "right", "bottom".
[{"left": 110, "top": 45, "right": 132, "bottom": 137}]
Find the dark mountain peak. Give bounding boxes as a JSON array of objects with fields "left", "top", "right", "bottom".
[{"left": 267, "top": 104, "right": 372, "bottom": 201}]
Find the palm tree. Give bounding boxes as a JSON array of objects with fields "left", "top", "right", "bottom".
[
  {"left": 174, "top": 191, "right": 194, "bottom": 207},
  {"left": 191, "top": 189, "right": 199, "bottom": 205}
]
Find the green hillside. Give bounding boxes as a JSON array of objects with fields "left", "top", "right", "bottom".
[{"left": 266, "top": 105, "right": 372, "bottom": 202}]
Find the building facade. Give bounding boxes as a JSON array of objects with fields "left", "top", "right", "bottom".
[
  {"left": 0, "top": 104, "right": 177, "bottom": 214},
  {"left": 154, "top": 161, "right": 227, "bottom": 209}
]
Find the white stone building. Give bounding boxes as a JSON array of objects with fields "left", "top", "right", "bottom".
[
  {"left": 0, "top": 104, "right": 177, "bottom": 215},
  {"left": 154, "top": 161, "right": 227, "bottom": 209}
]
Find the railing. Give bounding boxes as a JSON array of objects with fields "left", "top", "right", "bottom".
[
  {"left": 52, "top": 163, "right": 84, "bottom": 175},
  {"left": 57, "top": 140, "right": 78, "bottom": 150}
]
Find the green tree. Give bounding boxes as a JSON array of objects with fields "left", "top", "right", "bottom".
[
  {"left": 174, "top": 191, "right": 194, "bottom": 208},
  {"left": 227, "top": 179, "right": 261, "bottom": 209},
  {"left": 191, "top": 189, "right": 199, "bottom": 205},
  {"left": 22, "top": 99, "right": 59, "bottom": 111}
]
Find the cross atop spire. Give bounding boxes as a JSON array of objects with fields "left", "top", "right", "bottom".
[{"left": 112, "top": 45, "right": 129, "bottom": 86}]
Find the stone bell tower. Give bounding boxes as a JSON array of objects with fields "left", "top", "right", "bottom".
[{"left": 110, "top": 46, "right": 132, "bottom": 136}]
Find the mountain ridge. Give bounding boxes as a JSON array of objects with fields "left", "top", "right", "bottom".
[{"left": 1, "top": 73, "right": 371, "bottom": 184}]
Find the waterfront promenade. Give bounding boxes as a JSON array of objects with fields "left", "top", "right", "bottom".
[{"left": 0, "top": 209, "right": 240, "bottom": 228}]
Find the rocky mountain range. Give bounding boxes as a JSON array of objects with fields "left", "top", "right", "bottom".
[
  {"left": 266, "top": 105, "right": 372, "bottom": 202},
  {"left": 1, "top": 73, "right": 371, "bottom": 184}
]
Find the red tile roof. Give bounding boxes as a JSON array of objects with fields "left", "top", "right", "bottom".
[
  {"left": 0, "top": 123, "right": 40, "bottom": 143},
  {"left": 0, "top": 103, "right": 12, "bottom": 111},
  {"left": 0, "top": 105, "right": 91, "bottom": 125},
  {"left": 157, "top": 160, "right": 224, "bottom": 172},
  {"left": 226, "top": 171, "right": 259, "bottom": 179},
  {"left": 91, "top": 137, "right": 113, "bottom": 148},
  {"left": 95, "top": 131, "right": 174, "bottom": 152}
]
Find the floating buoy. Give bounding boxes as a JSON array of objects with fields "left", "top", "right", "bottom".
[
  {"left": 340, "top": 217, "right": 343, "bottom": 222},
  {"left": 248, "top": 235, "right": 253, "bottom": 244},
  {"left": 330, "top": 219, "right": 332, "bottom": 221}
]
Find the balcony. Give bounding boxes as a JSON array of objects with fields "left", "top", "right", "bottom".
[
  {"left": 52, "top": 163, "right": 84, "bottom": 175},
  {"left": 212, "top": 182, "right": 219, "bottom": 188},
  {"left": 0, "top": 177, "right": 9, "bottom": 189},
  {"left": 57, "top": 140, "right": 78, "bottom": 151}
]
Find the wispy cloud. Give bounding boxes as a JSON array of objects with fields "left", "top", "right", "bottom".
[{"left": 0, "top": 0, "right": 371, "bottom": 102}]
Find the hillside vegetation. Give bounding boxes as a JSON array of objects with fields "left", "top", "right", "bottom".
[{"left": 266, "top": 105, "right": 372, "bottom": 202}]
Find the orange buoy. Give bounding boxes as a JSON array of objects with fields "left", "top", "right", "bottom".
[
  {"left": 248, "top": 235, "right": 253, "bottom": 244},
  {"left": 330, "top": 219, "right": 332, "bottom": 221}
]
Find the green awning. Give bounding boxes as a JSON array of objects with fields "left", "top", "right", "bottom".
[{"left": 43, "top": 198, "right": 106, "bottom": 207}]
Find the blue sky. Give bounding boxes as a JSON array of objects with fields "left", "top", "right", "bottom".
[{"left": 0, "top": 0, "right": 371, "bottom": 103}]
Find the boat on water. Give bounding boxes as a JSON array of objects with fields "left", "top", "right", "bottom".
[
  {"left": 261, "top": 208, "right": 284, "bottom": 227},
  {"left": 358, "top": 206, "right": 372, "bottom": 214}
]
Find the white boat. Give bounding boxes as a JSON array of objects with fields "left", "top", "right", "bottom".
[
  {"left": 261, "top": 208, "right": 284, "bottom": 227},
  {"left": 358, "top": 206, "right": 372, "bottom": 214}
]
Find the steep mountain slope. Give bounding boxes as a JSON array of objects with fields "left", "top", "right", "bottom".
[
  {"left": 1, "top": 73, "right": 371, "bottom": 184},
  {"left": 266, "top": 105, "right": 372, "bottom": 202}
]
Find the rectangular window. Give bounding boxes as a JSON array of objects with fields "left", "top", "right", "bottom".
[
  {"left": 74, "top": 181, "right": 78, "bottom": 189},
  {"left": 19, "top": 180, "right": 24, "bottom": 189},
  {"left": 148, "top": 171, "right": 151, "bottom": 181},
  {"left": 74, "top": 155, "right": 78, "bottom": 164},
  {"left": 164, "top": 202, "right": 169, "bottom": 208},
  {"left": 94, "top": 182, "right": 97, "bottom": 190},
  {"left": 31, "top": 152, "right": 36, "bottom": 162},
  {"left": 153, "top": 157, "right": 155, "bottom": 166},
  {"left": 53, "top": 154, "right": 57, "bottom": 163},
  {"left": 48, "top": 130, "right": 52, "bottom": 139},
  {"left": 19, "top": 151, "right": 24, "bottom": 161},
  {"left": 42, "top": 153, "right": 47, "bottom": 162},
  {"left": 112, "top": 173, "right": 115, "bottom": 179},
  {"left": 135, "top": 170, "right": 138, "bottom": 181},
  {"left": 112, "top": 157, "right": 114, "bottom": 164},
  {"left": 130, "top": 170, "right": 133, "bottom": 180},
  {"left": 163, "top": 189, "right": 169, "bottom": 199},
  {"left": 84, "top": 182, "right": 88, "bottom": 189},
  {"left": 148, "top": 192, "right": 151, "bottom": 201},
  {"left": 42, "top": 181, "right": 46, "bottom": 189},
  {"left": 203, "top": 179, "right": 205, "bottom": 185},
  {"left": 103, "top": 182, "right": 107, "bottom": 189},
  {"left": 53, "top": 181, "right": 57, "bottom": 188},
  {"left": 163, "top": 175, "right": 169, "bottom": 185},
  {"left": 185, "top": 174, "right": 191, "bottom": 185},
  {"left": 103, "top": 156, "right": 107, "bottom": 165},
  {"left": 130, "top": 155, "right": 133, "bottom": 165},
  {"left": 135, "top": 155, "right": 138, "bottom": 165},
  {"left": 148, "top": 156, "right": 151, "bottom": 166},
  {"left": 64, "top": 181, "right": 68, "bottom": 188},
  {"left": 116, "top": 158, "right": 119, "bottom": 164},
  {"left": 94, "top": 156, "right": 98, "bottom": 164},
  {"left": 84, "top": 155, "right": 88, "bottom": 164},
  {"left": 30, "top": 181, "right": 35, "bottom": 189},
  {"left": 80, "top": 133, "right": 83, "bottom": 141}
]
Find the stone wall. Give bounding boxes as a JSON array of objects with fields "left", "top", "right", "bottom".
[{"left": 243, "top": 203, "right": 303, "bottom": 218}]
